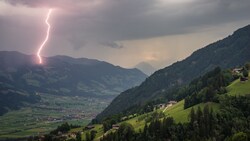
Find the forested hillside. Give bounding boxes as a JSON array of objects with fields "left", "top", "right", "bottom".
[
  {"left": 0, "top": 51, "right": 147, "bottom": 115},
  {"left": 97, "top": 24, "right": 250, "bottom": 121}
]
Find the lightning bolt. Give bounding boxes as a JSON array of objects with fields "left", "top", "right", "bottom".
[{"left": 37, "top": 9, "right": 53, "bottom": 64}]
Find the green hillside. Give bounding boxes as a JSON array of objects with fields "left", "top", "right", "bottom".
[
  {"left": 78, "top": 72, "right": 250, "bottom": 141},
  {"left": 226, "top": 72, "right": 250, "bottom": 96},
  {"left": 97, "top": 24, "right": 250, "bottom": 121},
  {"left": 163, "top": 100, "right": 220, "bottom": 123},
  {"left": 77, "top": 101, "right": 220, "bottom": 141}
]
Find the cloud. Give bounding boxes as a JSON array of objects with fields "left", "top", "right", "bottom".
[
  {"left": 99, "top": 41, "right": 123, "bottom": 49},
  {"left": 1, "top": 0, "right": 250, "bottom": 68},
  {"left": 2, "top": 0, "right": 250, "bottom": 42},
  {"left": 5, "top": 0, "right": 84, "bottom": 9}
]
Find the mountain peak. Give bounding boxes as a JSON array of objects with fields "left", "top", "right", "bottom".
[{"left": 135, "top": 62, "right": 156, "bottom": 75}]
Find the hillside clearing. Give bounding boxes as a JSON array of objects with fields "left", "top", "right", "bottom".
[{"left": 226, "top": 72, "right": 250, "bottom": 96}]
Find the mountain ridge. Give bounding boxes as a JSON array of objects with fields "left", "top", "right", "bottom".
[
  {"left": 96, "top": 24, "right": 250, "bottom": 120},
  {"left": 0, "top": 51, "right": 147, "bottom": 115}
]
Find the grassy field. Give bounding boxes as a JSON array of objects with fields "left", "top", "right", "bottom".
[
  {"left": 164, "top": 100, "right": 220, "bottom": 123},
  {"left": 226, "top": 72, "right": 250, "bottom": 96},
  {"left": 0, "top": 94, "right": 111, "bottom": 139}
]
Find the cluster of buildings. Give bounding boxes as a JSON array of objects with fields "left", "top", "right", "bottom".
[
  {"left": 155, "top": 100, "right": 177, "bottom": 110},
  {"left": 232, "top": 68, "right": 249, "bottom": 82}
]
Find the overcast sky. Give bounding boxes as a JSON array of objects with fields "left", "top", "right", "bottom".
[{"left": 1, "top": 0, "right": 250, "bottom": 69}]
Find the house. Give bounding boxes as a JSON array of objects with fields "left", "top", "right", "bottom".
[
  {"left": 160, "top": 104, "right": 166, "bottom": 109},
  {"left": 240, "top": 76, "right": 248, "bottom": 82},
  {"left": 154, "top": 103, "right": 166, "bottom": 110},
  {"left": 158, "top": 104, "right": 166, "bottom": 109},
  {"left": 69, "top": 133, "right": 76, "bottom": 138},
  {"left": 85, "top": 125, "right": 95, "bottom": 130},
  {"left": 58, "top": 131, "right": 62, "bottom": 135},
  {"left": 112, "top": 124, "right": 120, "bottom": 130},
  {"left": 167, "top": 101, "right": 177, "bottom": 107},
  {"left": 233, "top": 68, "right": 243, "bottom": 74}
]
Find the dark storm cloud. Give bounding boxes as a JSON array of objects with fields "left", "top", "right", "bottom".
[
  {"left": 5, "top": 0, "right": 83, "bottom": 9},
  {"left": 0, "top": 12, "right": 43, "bottom": 53},
  {"left": 1, "top": 0, "right": 250, "bottom": 49},
  {"left": 78, "top": 0, "right": 249, "bottom": 40}
]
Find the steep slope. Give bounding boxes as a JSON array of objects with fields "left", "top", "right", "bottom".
[
  {"left": 0, "top": 51, "right": 147, "bottom": 115},
  {"left": 96, "top": 24, "right": 250, "bottom": 120},
  {"left": 36, "top": 66, "right": 249, "bottom": 141},
  {"left": 135, "top": 62, "right": 156, "bottom": 75}
]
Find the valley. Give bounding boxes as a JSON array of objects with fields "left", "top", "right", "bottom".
[
  {"left": 0, "top": 51, "right": 147, "bottom": 139},
  {"left": 0, "top": 93, "right": 111, "bottom": 138},
  {"left": 1, "top": 1, "right": 250, "bottom": 140}
]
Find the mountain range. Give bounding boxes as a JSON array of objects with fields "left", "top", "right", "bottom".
[
  {"left": 0, "top": 51, "right": 147, "bottom": 115},
  {"left": 96, "top": 24, "right": 250, "bottom": 120}
]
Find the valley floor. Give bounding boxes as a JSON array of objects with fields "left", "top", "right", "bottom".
[{"left": 0, "top": 94, "right": 111, "bottom": 139}]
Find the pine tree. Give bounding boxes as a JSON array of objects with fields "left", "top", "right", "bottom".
[
  {"left": 86, "top": 132, "right": 91, "bottom": 141},
  {"left": 242, "top": 67, "right": 249, "bottom": 77},
  {"left": 190, "top": 108, "right": 196, "bottom": 125},
  {"left": 76, "top": 132, "right": 81, "bottom": 141}
]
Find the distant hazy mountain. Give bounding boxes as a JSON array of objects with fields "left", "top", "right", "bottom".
[
  {"left": 135, "top": 62, "right": 156, "bottom": 75},
  {"left": 0, "top": 51, "right": 147, "bottom": 115},
  {"left": 96, "top": 24, "right": 250, "bottom": 120}
]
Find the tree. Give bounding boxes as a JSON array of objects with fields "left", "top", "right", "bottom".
[
  {"left": 189, "top": 108, "right": 196, "bottom": 125},
  {"left": 204, "top": 87, "right": 214, "bottom": 102},
  {"left": 117, "top": 123, "right": 135, "bottom": 141},
  {"left": 85, "top": 132, "right": 91, "bottom": 141},
  {"left": 43, "top": 134, "right": 53, "bottom": 141},
  {"left": 197, "top": 106, "right": 203, "bottom": 124},
  {"left": 245, "top": 62, "right": 250, "bottom": 70},
  {"left": 90, "top": 130, "right": 97, "bottom": 140},
  {"left": 91, "top": 118, "right": 99, "bottom": 124},
  {"left": 203, "top": 105, "right": 210, "bottom": 137},
  {"left": 50, "top": 122, "right": 71, "bottom": 134},
  {"left": 232, "top": 132, "right": 248, "bottom": 141},
  {"left": 76, "top": 132, "right": 81, "bottom": 141},
  {"left": 142, "top": 123, "right": 149, "bottom": 141},
  {"left": 242, "top": 67, "right": 249, "bottom": 77},
  {"left": 163, "top": 117, "right": 174, "bottom": 127}
]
